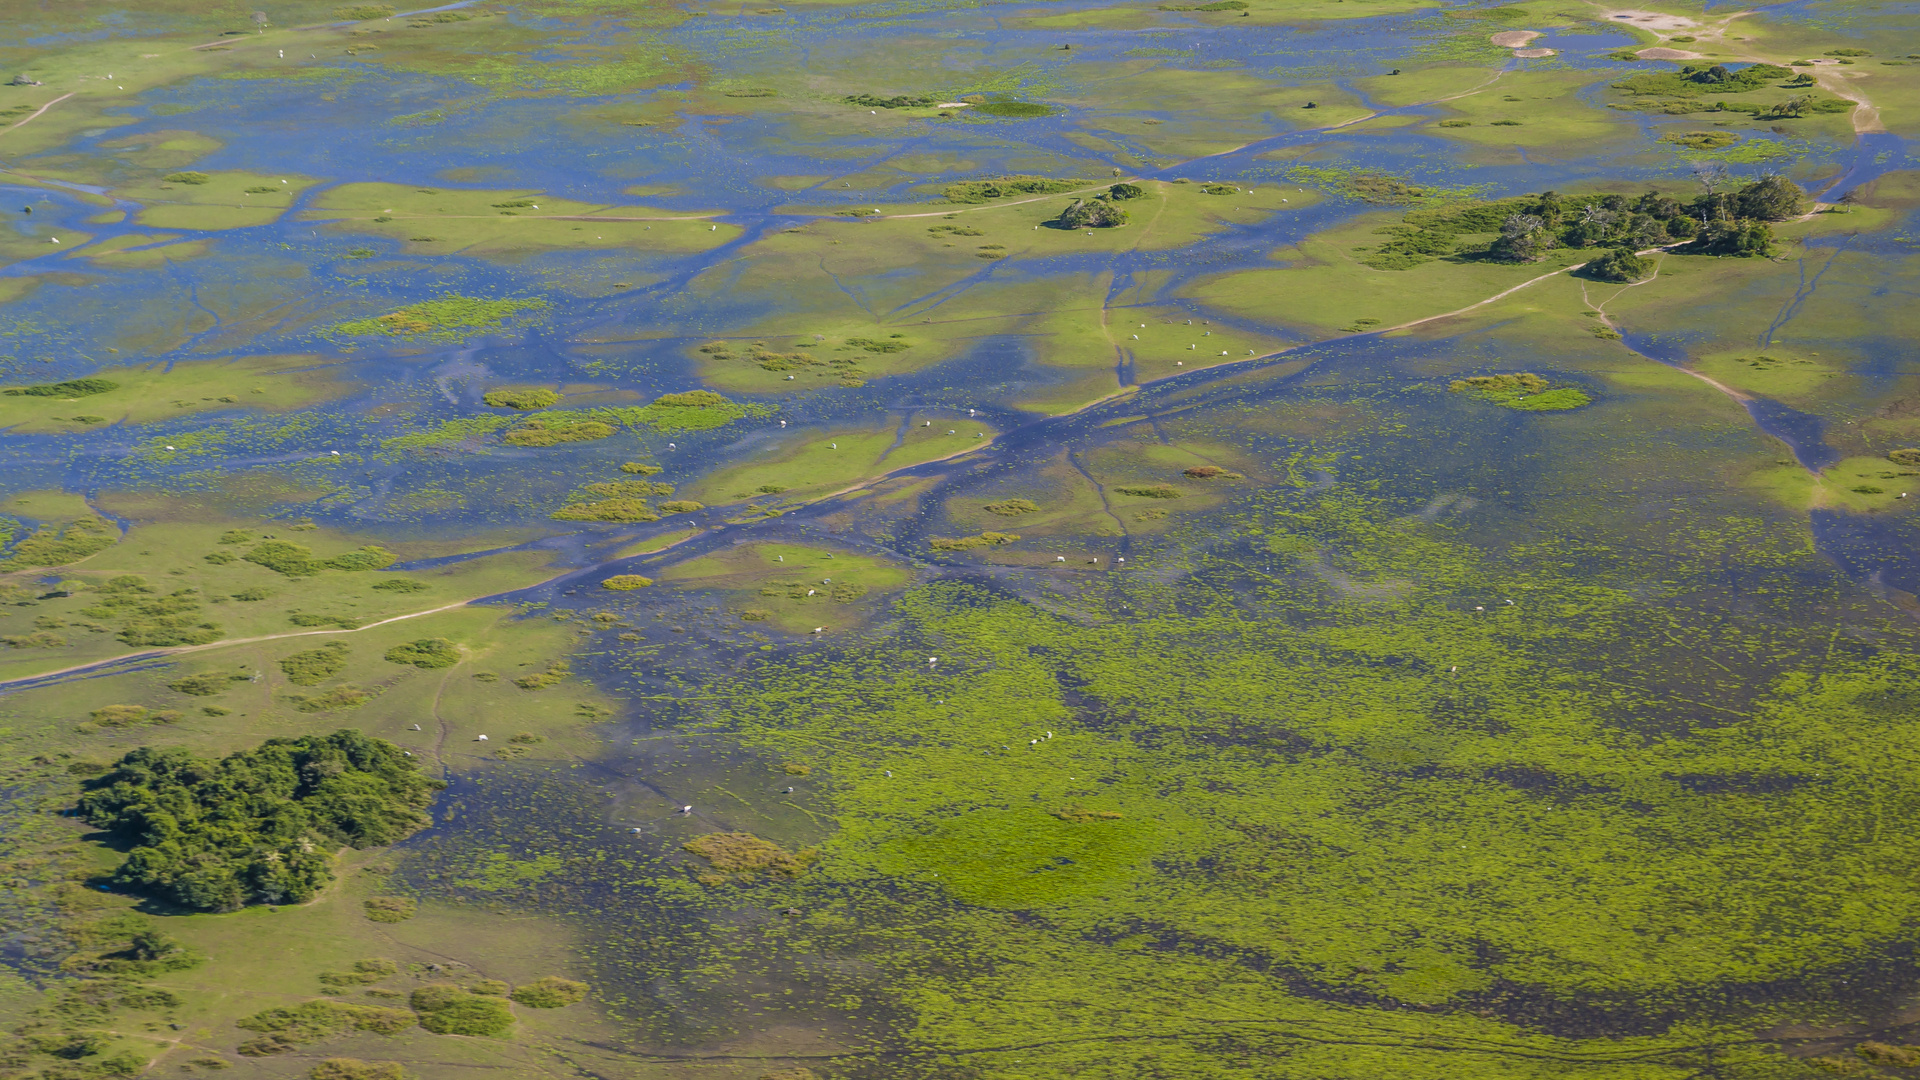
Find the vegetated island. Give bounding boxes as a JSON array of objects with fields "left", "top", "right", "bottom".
[
  {"left": 1449, "top": 372, "right": 1591, "bottom": 411},
  {"left": 1356, "top": 175, "right": 1804, "bottom": 275},
  {"left": 76, "top": 730, "right": 444, "bottom": 911},
  {"left": 1049, "top": 183, "right": 1149, "bottom": 229}
]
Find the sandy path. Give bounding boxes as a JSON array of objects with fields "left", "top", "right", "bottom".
[{"left": 0, "top": 92, "right": 76, "bottom": 141}]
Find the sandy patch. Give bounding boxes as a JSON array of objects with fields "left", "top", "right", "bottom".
[
  {"left": 1514, "top": 47, "right": 1556, "bottom": 57},
  {"left": 1601, "top": 8, "right": 1698, "bottom": 31},
  {"left": 1637, "top": 47, "right": 1703, "bottom": 59},
  {"left": 1490, "top": 30, "right": 1540, "bottom": 47}
]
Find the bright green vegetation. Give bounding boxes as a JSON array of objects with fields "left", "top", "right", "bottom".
[
  {"left": 973, "top": 101, "right": 1051, "bottom": 118},
  {"left": 75, "top": 731, "right": 443, "bottom": 911},
  {"left": 409, "top": 985, "right": 513, "bottom": 1036},
  {"left": 1611, "top": 62, "right": 1795, "bottom": 98},
  {"left": 1, "top": 517, "right": 118, "bottom": 570},
  {"left": 1113, "top": 483, "right": 1181, "bottom": 498},
  {"left": 382, "top": 638, "right": 459, "bottom": 668},
  {"left": 236, "top": 999, "right": 415, "bottom": 1055},
  {"left": 381, "top": 415, "right": 511, "bottom": 453},
  {"left": 847, "top": 93, "right": 935, "bottom": 108},
  {"left": 482, "top": 387, "right": 560, "bottom": 409},
  {"left": 281, "top": 644, "right": 351, "bottom": 688},
  {"left": 168, "top": 670, "right": 248, "bottom": 696},
  {"left": 1661, "top": 130, "right": 1741, "bottom": 150},
  {"left": 80, "top": 574, "right": 222, "bottom": 647},
  {"left": 325, "top": 295, "right": 549, "bottom": 342},
  {"left": 2, "top": 377, "right": 118, "bottom": 398},
  {"left": 601, "top": 575, "right": 653, "bottom": 590},
  {"left": 682, "top": 832, "right": 816, "bottom": 885},
  {"left": 244, "top": 540, "right": 396, "bottom": 576},
  {"left": 1890, "top": 449, "right": 1920, "bottom": 466},
  {"left": 508, "top": 976, "right": 589, "bottom": 1008},
  {"left": 1449, "top": 373, "right": 1592, "bottom": 411},
  {"left": 928, "top": 532, "right": 1020, "bottom": 550},
  {"left": 514, "top": 659, "right": 571, "bottom": 690},
  {"left": 942, "top": 176, "right": 1085, "bottom": 203}
]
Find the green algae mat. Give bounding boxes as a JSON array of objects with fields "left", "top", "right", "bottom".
[{"left": 2, "top": 0, "right": 1920, "bottom": 1076}]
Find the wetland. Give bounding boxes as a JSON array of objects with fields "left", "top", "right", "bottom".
[{"left": 1, "top": 0, "right": 1920, "bottom": 1077}]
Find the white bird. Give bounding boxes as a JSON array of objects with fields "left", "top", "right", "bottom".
[
  {"left": 668, "top": 442, "right": 676, "bottom": 449},
  {"left": 947, "top": 430, "right": 954, "bottom": 435},
  {"left": 812, "top": 626, "right": 826, "bottom": 633},
  {"left": 784, "top": 786, "right": 794, "bottom": 793},
  {"left": 928, "top": 657, "right": 938, "bottom": 665},
  {"left": 280, "top": 179, "right": 287, "bottom": 184},
  {"left": 807, "top": 589, "right": 815, "bottom": 596},
  {"left": 1055, "top": 556, "right": 1066, "bottom": 562},
  {"left": 679, "top": 805, "right": 693, "bottom": 814},
  {"left": 164, "top": 445, "right": 174, "bottom": 450},
  {"left": 1030, "top": 739, "right": 1038, "bottom": 746},
  {"left": 279, "top": 49, "right": 284, "bottom": 56},
  {"left": 330, "top": 450, "right": 339, "bottom": 455},
  {"left": 477, "top": 734, "right": 489, "bottom": 741},
  {"left": 49, "top": 237, "right": 58, "bottom": 244},
  {"left": 884, "top": 770, "right": 892, "bottom": 777},
  {"left": 1475, "top": 606, "right": 1484, "bottom": 611},
  {"left": 403, "top": 751, "right": 412, "bottom": 756},
  {"left": 411, "top": 724, "right": 421, "bottom": 730},
  {"left": 1450, "top": 666, "right": 1458, "bottom": 672},
  {"left": 1505, "top": 599, "right": 1514, "bottom": 606},
  {"left": 1117, "top": 557, "right": 1125, "bottom": 563},
  {"left": 631, "top": 827, "right": 644, "bottom": 833},
  {"left": 776, "top": 555, "right": 784, "bottom": 562},
  {"left": 830, "top": 442, "right": 837, "bottom": 449},
  {"left": 780, "top": 420, "right": 787, "bottom": 427},
  {"left": 710, "top": 225, "right": 716, "bottom": 231},
  {"left": 1046, "top": 731, "right": 1053, "bottom": 738},
  {"left": 969, "top": 409, "right": 976, "bottom": 417},
  {"left": 1132, "top": 335, "right": 1138, "bottom": 340}
]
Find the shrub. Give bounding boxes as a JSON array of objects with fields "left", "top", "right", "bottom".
[
  {"left": 1114, "top": 484, "right": 1181, "bottom": 498},
  {"left": 929, "top": 532, "right": 1020, "bottom": 550},
  {"left": 943, "top": 176, "right": 1081, "bottom": 203},
  {"left": 483, "top": 387, "right": 559, "bottom": 410},
  {"left": 984, "top": 499, "right": 1038, "bottom": 515},
  {"left": 164, "top": 171, "right": 211, "bottom": 185},
  {"left": 383, "top": 639, "right": 458, "bottom": 669},
  {"left": 329, "top": 546, "right": 397, "bottom": 571},
  {"left": 362, "top": 896, "right": 417, "bottom": 923},
  {"left": 245, "top": 540, "right": 321, "bottom": 576},
  {"left": 847, "top": 93, "right": 935, "bottom": 108},
  {"left": 77, "top": 731, "right": 441, "bottom": 912},
  {"left": 237, "top": 1000, "right": 414, "bottom": 1055},
  {"left": 510, "top": 976, "right": 589, "bottom": 1009},
  {"left": 88, "top": 704, "right": 180, "bottom": 728},
  {"left": 515, "top": 660, "right": 571, "bottom": 689},
  {"left": 1108, "top": 182, "right": 1146, "bottom": 200},
  {"left": 311, "top": 1060, "right": 408, "bottom": 1080},
  {"left": 3, "top": 377, "right": 118, "bottom": 397},
  {"left": 551, "top": 498, "right": 658, "bottom": 522},
  {"left": 169, "top": 671, "right": 246, "bottom": 696},
  {"left": 281, "top": 643, "right": 350, "bottom": 685},
  {"left": 652, "top": 390, "right": 729, "bottom": 407},
  {"left": 602, "top": 575, "right": 653, "bottom": 590},
  {"left": 621, "top": 462, "right": 663, "bottom": 475},
  {"left": 0, "top": 518, "right": 117, "bottom": 570},
  {"left": 371, "top": 578, "right": 428, "bottom": 593},
  {"left": 410, "top": 987, "right": 513, "bottom": 1036},
  {"left": 503, "top": 417, "right": 615, "bottom": 447},
  {"left": 1584, "top": 247, "right": 1655, "bottom": 283},
  {"left": 1054, "top": 198, "right": 1129, "bottom": 229},
  {"left": 1887, "top": 449, "right": 1920, "bottom": 467}
]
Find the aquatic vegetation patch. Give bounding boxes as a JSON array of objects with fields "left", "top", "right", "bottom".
[
  {"left": 76, "top": 731, "right": 442, "bottom": 911},
  {"left": 1889, "top": 449, "right": 1920, "bottom": 466},
  {"left": 384, "top": 638, "right": 459, "bottom": 669},
  {"left": 984, "top": 499, "right": 1039, "bottom": 515},
  {"left": 929, "top": 532, "right": 1020, "bottom": 550},
  {"left": 1113, "top": 483, "right": 1182, "bottom": 498},
  {"left": 482, "top": 388, "right": 560, "bottom": 410},
  {"left": 552, "top": 498, "right": 657, "bottom": 522},
  {"left": 682, "top": 832, "right": 816, "bottom": 885},
  {"left": 973, "top": 100, "right": 1051, "bottom": 118},
  {"left": 1661, "top": 130, "right": 1741, "bottom": 150},
  {"left": 1449, "top": 373, "right": 1592, "bottom": 411},
  {"left": 1183, "top": 465, "right": 1242, "bottom": 479},
  {"left": 942, "top": 176, "right": 1084, "bottom": 203},
  {"left": 325, "top": 295, "right": 549, "bottom": 343},
  {"left": 236, "top": 1000, "right": 415, "bottom": 1056},
  {"left": 504, "top": 416, "right": 616, "bottom": 448},
  {"left": 515, "top": 659, "right": 571, "bottom": 690},
  {"left": 602, "top": 575, "right": 653, "bottom": 590},
  {"left": 847, "top": 93, "right": 936, "bottom": 108},
  {"left": 381, "top": 416, "right": 511, "bottom": 453}
]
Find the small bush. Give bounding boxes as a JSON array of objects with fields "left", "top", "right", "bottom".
[
  {"left": 928, "top": 532, "right": 1020, "bottom": 550},
  {"left": 329, "top": 546, "right": 397, "bottom": 571},
  {"left": 620, "top": 462, "right": 663, "bottom": 475},
  {"left": 371, "top": 578, "right": 428, "bottom": 593},
  {"left": 514, "top": 660, "right": 571, "bottom": 690},
  {"left": 659, "top": 500, "right": 704, "bottom": 514},
  {"left": 1114, "top": 484, "right": 1181, "bottom": 498},
  {"left": 88, "top": 704, "right": 180, "bottom": 728},
  {"left": 1108, "top": 182, "right": 1146, "bottom": 200},
  {"left": 311, "top": 1060, "right": 408, "bottom": 1080},
  {"left": 383, "top": 639, "right": 458, "bottom": 669},
  {"left": 245, "top": 540, "right": 321, "bottom": 576},
  {"left": 362, "top": 896, "right": 417, "bottom": 923},
  {"left": 471, "top": 979, "right": 510, "bottom": 996},
  {"left": 602, "top": 575, "right": 653, "bottom": 590},
  {"left": 1887, "top": 449, "right": 1920, "bottom": 467},
  {"left": 510, "top": 976, "right": 589, "bottom": 1009},
  {"left": 290, "top": 686, "right": 376, "bottom": 712},
  {"left": 652, "top": 390, "right": 730, "bottom": 407},
  {"left": 169, "top": 671, "right": 245, "bottom": 696},
  {"left": 164, "top": 171, "right": 211, "bottom": 185},
  {"left": 983, "top": 498, "right": 1038, "bottom": 515},
  {"left": 483, "top": 388, "right": 560, "bottom": 410},
  {"left": 412, "top": 988, "right": 513, "bottom": 1036}
]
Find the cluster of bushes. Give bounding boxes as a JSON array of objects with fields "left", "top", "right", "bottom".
[
  {"left": 943, "top": 176, "right": 1082, "bottom": 203},
  {"left": 0, "top": 517, "right": 118, "bottom": 570},
  {"left": 482, "top": 387, "right": 559, "bottom": 410},
  {"left": 79, "top": 574, "right": 222, "bottom": 648},
  {"left": 929, "top": 532, "right": 1020, "bottom": 550},
  {"left": 242, "top": 539, "right": 397, "bottom": 577},
  {"left": 846, "top": 93, "right": 935, "bottom": 108},
  {"left": 1053, "top": 196, "right": 1129, "bottom": 229},
  {"left": 3, "top": 376, "right": 118, "bottom": 398},
  {"left": 1363, "top": 176, "right": 1801, "bottom": 272},
  {"left": 75, "top": 730, "right": 444, "bottom": 911},
  {"left": 1611, "top": 61, "right": 1794, "bottom": 97}
]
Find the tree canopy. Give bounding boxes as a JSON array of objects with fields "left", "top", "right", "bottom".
[{"left": 76, "top": 730, "right": 444, "bottom": 911}]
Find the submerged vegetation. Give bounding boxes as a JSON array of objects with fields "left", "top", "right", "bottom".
[{"left": 76, "top": 731, "right": 443, "bottom": 911}]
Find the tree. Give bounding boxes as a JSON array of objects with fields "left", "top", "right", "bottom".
[
  {"left": 1584, "top": 247, "right": 1655, "bottom": 283},
  {"left": 1054, "top": 198, "right": 1128, "bottom": 229},
  {"left": 1736, "top": 174, "right": 1804, "bottom": 221},
  {"left": 252, "top": 10, "right": 270, "bottom": 31},
  {"left": 1688, "top": 218, "right": 1773, "bottom": 257},
  {"left": 1490, "top": 213, "right": 1550, "bottom": 262},
  {"left": 1107, "top": 183, "right": 1146, "bottom": 200},
  {"left": 1692, "top": 161, "right": 1730, "bottom": 197}
]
